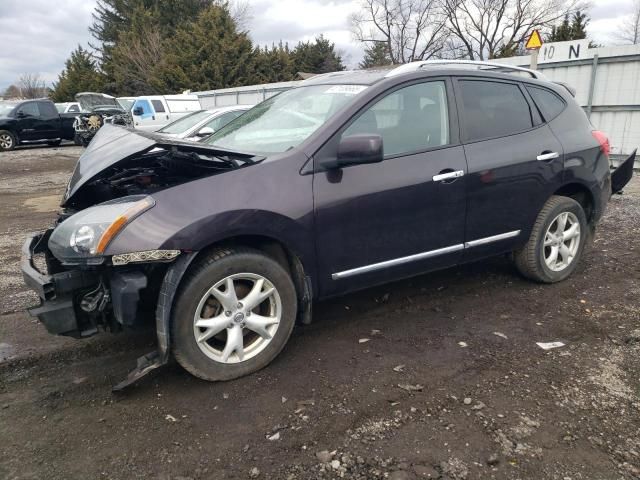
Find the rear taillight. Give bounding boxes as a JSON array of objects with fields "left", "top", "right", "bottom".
[{"left": 592, "top": 130, "right": 610, "bottom": 157}]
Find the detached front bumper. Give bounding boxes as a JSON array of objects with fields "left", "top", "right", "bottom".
[{"left": 21, "top": 230, "right": 100, "bottom": 337}]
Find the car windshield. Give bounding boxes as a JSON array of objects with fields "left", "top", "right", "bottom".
[
  {"left": 0, "top": 102, "right": 17, "bottom": 116},
  {"left": 158, "top": 110, "right": 211, "bottom": 134},
  {"left": 205, "top": 84, "right": 368, "bottom": 154},
  {"left": 117, "top": 98, "right": 134, "bottom": 111}
]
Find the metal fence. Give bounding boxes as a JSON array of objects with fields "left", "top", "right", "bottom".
[{"left": 497, "top": 43, "right": 640, "bottom": 160}]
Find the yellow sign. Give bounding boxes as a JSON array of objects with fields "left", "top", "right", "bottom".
[{"left": 525, "top": 30, "right": 543, "bottom": 50}]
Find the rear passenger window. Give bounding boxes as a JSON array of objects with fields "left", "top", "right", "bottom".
[
  {"left": 526, "top": 86, "right": 566, "bottom": 121},
  {"left": 151, "top": 100, "right": 165, "bottom": 112},
  {"left": 343, "top": 81, "right": 449, "bottom": 157},
  {"left": 458, "top": 80, "right": 533, "bottom": 142}
]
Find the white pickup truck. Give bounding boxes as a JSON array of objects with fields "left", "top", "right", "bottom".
[{"left": 131, "top": 94, "right": 201, "bottom": 131}]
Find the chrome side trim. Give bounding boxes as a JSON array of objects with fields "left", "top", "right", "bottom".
[
  {"left": 331, "top": 230, "right": 522, "bottom": 280},
  {"left": 331, "top": 244, "right": 464, "bottom": 280},
  {"left": 464, "top": 230, "right": 520, "bottom": 248}
]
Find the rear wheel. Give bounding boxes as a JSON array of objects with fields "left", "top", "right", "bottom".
[
  {"left": 47, "top": 139, "right": 62, "bottom": 147},
  {"left": 514, "top": 195, "right": 587, "bottom": 283},
  {"left": 172, "top": 247, "right": 297, "bottom": 381},
  {"left": 0, "top": 130, "right": 17, "bottom": 151}
]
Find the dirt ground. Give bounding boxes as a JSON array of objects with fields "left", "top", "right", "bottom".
[{"left": 0, "top": 144, "right": 639, "bottom": 480}]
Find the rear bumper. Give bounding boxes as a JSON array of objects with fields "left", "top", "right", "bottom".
[{"left": 21, "top": 230, "right": 100, "bottom": 337}]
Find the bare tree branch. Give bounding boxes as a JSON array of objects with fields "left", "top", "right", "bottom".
[
  {"left": 18, "top": 73, "right": 48, "bottom": 99},
  {"left": 616, "top": 0, "right": 640, "bottom": 45},
  {"left": 442, "top": 0, "right": 584, "bottom": 60},
  {"left": 350, "top": 0, "right": 448, "bottom": 63}
]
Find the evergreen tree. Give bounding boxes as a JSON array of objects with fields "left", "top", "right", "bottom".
[
  {"left": 89, "top": 0, "right": 210, "bottom": 91},
  {"left": 291, "top": 35, "right": 345, "bottom": 74},
  {"left": 252, "top": 43, "right": 296, "bottom": 83},
  {"left": 548, "top": 11, "right": 590, "bottom": 42},
  {"left": 359, "top": 42, "right": 392, "bottom": 69},
  {"left": 50, "top": 46, "right": 105, "bottom": 101},
  {"left": 153, "top": 4, "right": 255, "bottom": 92}
]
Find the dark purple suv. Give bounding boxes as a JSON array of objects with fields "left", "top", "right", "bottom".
[{"left": 22, "top": 61, "right": 634, "bottom": 389}]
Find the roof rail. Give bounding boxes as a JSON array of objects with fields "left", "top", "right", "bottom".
[{"left": 384, "top": 60, "right": 548, "bottom": 80}]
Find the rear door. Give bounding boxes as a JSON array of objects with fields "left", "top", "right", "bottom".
[
  {"left": 313, "top": 79, "right": 468, "bottom": 296},
  {"left": 454, "top": 77, "right": 564, "bottom": 260},
  {"left": 36, "top": 101, "right": 61, "bottom": 139}
]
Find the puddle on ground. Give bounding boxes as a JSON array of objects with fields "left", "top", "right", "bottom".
[{"left": 23, "top": 195, "right": 61, "bottom": 213}]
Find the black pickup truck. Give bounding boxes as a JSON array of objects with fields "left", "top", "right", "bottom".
[{"left": 0, "top": 99, "right": 76, "bottom": 151}]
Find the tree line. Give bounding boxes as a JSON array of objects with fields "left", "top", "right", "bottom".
[
  {"left": 2, "top": 0, "right": 618, "bottom": 101},
  {"left": 47, "top": 0, "right": 344, "bottom": 101}
]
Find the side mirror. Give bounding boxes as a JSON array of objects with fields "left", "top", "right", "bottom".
[
  {"left": 15, "top": 111, "right": 26, "bottom": 118},
  {"left": 323, "top": 134, "right": 384, "bottom": 169},
  {"left": 132, "top": 106, "right": 143, "bottom": 116},
  {"left": 195, "top": 126, "right": 214, "bottom": 137}
]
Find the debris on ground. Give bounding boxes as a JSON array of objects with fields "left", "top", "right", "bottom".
[{"left": 536, "top": 341, "right": 565, "bottom": 350}]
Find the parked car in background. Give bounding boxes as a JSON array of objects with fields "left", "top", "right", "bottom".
[
  {"left": 21, "top": 61, "right": 634, "bottom": 389},
  {"left": 131, "top": 94, "right": 201, "bottom": 131},
  {"left": 0, "top": 99, "right": 76, "bottom": 150},
  {"left": 73, "top": 92, "right": 132, "bottom": 146},
  {"left": 55, "top": 102, "right": 81, "bottom": 114},
  {"left": 156, "top": 105, "right": 252, "bottom": 141}
]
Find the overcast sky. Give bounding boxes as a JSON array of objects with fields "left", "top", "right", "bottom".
[{"left": 0, "top": 0, "right": 636, "bottom": 91}]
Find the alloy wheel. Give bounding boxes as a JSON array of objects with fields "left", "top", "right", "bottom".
[
  {"left": 193, "top": 273, "right": 281, "bottom": 364},
  {"left": 542, "top": 211, "right": 581, "bottom": 272},
  {"left": 0, "top": 133, "right": 13, "bottom": 150}
]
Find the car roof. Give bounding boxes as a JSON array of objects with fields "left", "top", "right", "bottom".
[{"left": 300, "top": 60, "right": 550, "bottom": 87}]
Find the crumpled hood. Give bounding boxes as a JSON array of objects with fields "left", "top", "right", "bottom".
[
  {"left": 75, "top": 92, "right": 122, "bottom": 112},
  {"left": 62, "top": 124, "right": 256, "bottom": 207}
]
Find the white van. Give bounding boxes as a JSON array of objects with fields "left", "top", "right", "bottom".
[{"left": 131, "top": 95, "right": 201, "bottom": 131}]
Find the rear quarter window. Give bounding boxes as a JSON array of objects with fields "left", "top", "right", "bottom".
[{"left": 526, "top": 86, "right": 566, "bottom": 121}]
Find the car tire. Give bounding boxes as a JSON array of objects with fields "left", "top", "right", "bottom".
[
  {"left": 0, "top": 130, "right": 17, "bottom": 151},
  {"left": 514, "top": 195, "right": 588, "bottom": 283},
  {"left": 47, "top": 139, "right": 62, "bottom": 147},
  {"left": 172, "top": 247, "right": 297, "bottom": 382}
]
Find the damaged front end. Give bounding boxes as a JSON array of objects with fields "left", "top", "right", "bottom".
[
  {"left": 21, "top": 124, "right": 260, "bottom": 388},
  {"left": 73, "top": 93, "right": 133, "bottom": 147}
]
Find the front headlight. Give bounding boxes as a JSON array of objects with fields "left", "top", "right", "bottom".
[{"left": 49, "top": 195, "right": 155, "bottom": 263}]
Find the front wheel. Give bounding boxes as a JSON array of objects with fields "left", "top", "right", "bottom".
[
  {"left": 514, "top": 196, "right": 588, "bottom": 283},
  {"left": 172, "top": 247, "right": 297, "bottom": 382},
  {"left": 47, "top": 139, "right": 62, "bottom": 147},
  {"left": 0, "top": 130, "right": 17, "bottom": 151}
]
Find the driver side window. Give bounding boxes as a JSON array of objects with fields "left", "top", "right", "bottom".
[
  {"left": 343, "top": 81, "right": 449, "bottom": 157},
  {"left": 17, "top": 103, "right": 39, "bottom": 117}
]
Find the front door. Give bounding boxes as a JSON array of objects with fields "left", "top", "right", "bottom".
[
  {"left": 14, "top": 102, "right": 40, "bottom": 140},
  {"left": 313, "top": 79, "right": 467, "bottom": 296}
]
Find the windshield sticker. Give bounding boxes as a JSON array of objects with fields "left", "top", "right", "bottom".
[{"left": 325, "top": 85, "right": 368, "bottom": 95}]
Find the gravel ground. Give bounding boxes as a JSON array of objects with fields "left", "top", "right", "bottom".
[{"left": 0, "top": 145, "right": 638, "bottom": 480}]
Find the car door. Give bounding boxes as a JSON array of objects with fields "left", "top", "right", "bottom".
[
  {"left": 454, "top": 77, "right": 564, "bottom": 260},
  {"left": 132, "top": 100, "right": 154, "bottom": 130},
  {"left": 313, "top": 79, "right": 467, "bottom": 296},
  {"left": 36, "top": 101, "right": 60, "bottom": 139},
  {"left": 14, "top": 102, "right": 40, "bottom": 140}
]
